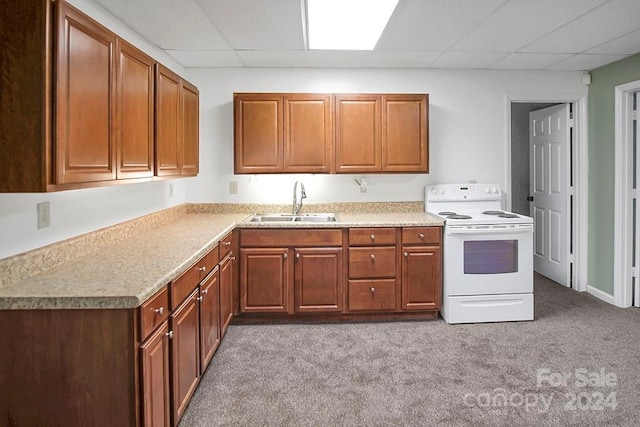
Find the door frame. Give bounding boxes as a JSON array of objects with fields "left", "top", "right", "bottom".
[
  {"left": 505, "top": 93, "right": 588, "bottom": 293},
  {"left": 613, "top": 80, "right": 640, "bottom": 307}
]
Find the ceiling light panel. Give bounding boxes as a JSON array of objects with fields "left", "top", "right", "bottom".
[{"left": 307, "top": 0, "right": 399, "bottom": 50}]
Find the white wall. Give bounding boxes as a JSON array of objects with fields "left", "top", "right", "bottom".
[{"left": 185, "top": 67, "right": 588, "bottom": 205}]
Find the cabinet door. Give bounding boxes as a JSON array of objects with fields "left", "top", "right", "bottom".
[
  {"left": 140, "top": 322, "right": 170, "bottom": 427},
  {"left": 335, "top": 94, "right": 381, "bottom": 173},
  {"left": 219, "top": 253, "right": 234, "bottom": 336},
  {"left": 181, "top": 80, "right": 199, "bottom": 176},
  {"left": 401, "top": 246, "right": 441, "bottom": 310},
  {"left": 116, "top": 39, "right": 154, "bottom": 179},
  {"left": 234, "top": 94, "right": 283, "bottom": 173},
  {"left": 382, "top": 94, "right": 428, "bottom": 172},
  {"left": 170, "top": 290, "right": 200, "bottom": 425},
  {"left": 240, "top": 248, "right": 290, "bottom": 313},
  {"left": 199, "top": 268, "right": 220, "bottom": 373},
  {"left": 294, "top": 247, "right": 343, "bottom": 313},
  {"left": 284, "top": 94, "right": 333, "bottom": 173},
  {"left": 55, "top": 2, "right": 116, "bottom": 184},
  {"left": 155, "top": 65, "right": 181, "bottom": 176}
]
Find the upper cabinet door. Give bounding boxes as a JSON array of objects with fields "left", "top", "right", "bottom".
[
  {"left": 284, "top": 94, "right": 333, "bottom": 173},
  {"left": 234, "top": 94, "right": 283, "bottom": 174},
  {"left": 335, "top": 94, "right": 381, "bottom": 173},
  {"left": 382, "top": 94, "right": 429, "bottom": 173},
  {"left": 55, "top": 2, "right": 117, "bottom": 184},
  {"left": 155, "top": 65, "right": 181, "bottom": 176},
  {"left": 181, "top": 81, "right": 199, "bottom": 176},
  {"left": 116, "top": 39, "right": 154, "bottom": 179}
]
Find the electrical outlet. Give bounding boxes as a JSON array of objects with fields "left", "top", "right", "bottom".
[
  {"left": 229, "top": 181, "right": 238, "bottom": 194},
  {"left": 168, "top": 183, "right": 174, "bottom": 198},
  {"left": 37, "top": 202, "right": 50, "bottom": 229},
  {"left": 360, "top": 177, "right": 368, "bottom": 193}
]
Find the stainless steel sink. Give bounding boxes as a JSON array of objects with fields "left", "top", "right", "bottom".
[{"left": 245, "top": 213, "right": 337, "bottom": 223}]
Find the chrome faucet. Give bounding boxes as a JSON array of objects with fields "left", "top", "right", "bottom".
[{"left": 292, "top": 181, "right": 307, "bottom": 214}]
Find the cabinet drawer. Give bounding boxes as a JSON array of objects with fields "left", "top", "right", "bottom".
[
  {"left": 140, "top": 286, "right": 170, "bottom": 340},
  {"left": 348, "top": 246, "right": 396, "bottom": 278},
  {"left": 219, "top": 232, "right": 233, "bottom": 258},
  {"left": 401, "top": 227, "right": 441, "bottom": 245},
  {"left": 240, "top": 229, "right": 342, "bottom": 247},
  {"left": 348, "top": 279, "right": 396, "bottom": 311},
  {"left": 172, "top": 246, "right": 217, "bottom": 309},
  {"left": 349, "top": 227, "right": 396, "bottom": 246}
]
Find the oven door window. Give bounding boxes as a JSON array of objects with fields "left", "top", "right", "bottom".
[{"left": 464, "top": 240, "right": 518, "bottom": 274}]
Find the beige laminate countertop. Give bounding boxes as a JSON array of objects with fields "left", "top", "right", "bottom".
[{"left": 0, "top": 211, "right": 442, "bottom": 310}]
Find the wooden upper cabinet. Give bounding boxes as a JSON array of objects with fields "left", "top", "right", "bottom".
[
  {"left": 234, "top": 93, "right": 284, "bottom": 173},
  {"left": 234, "top": 93, "right": 333, "bottom": 174},
  {"left": 155, "top": 65, "right": 181, "bottom": 177},
  {"left": 382, "top": 94, "right": 429, "bottom": 173},
  {"left": 181, "top": 80, "right": 199, "bottom": 176},
  {"left": 284, "top": 94, "right": 333, "bottom": 173},
  {"left": 116, "top": 39, "right": 155, "bottom": 179},
  {"left": 335, "top": 94, "right": 381, "bottom": 173},
  {"left": 55, "top": 2, "right": 117, "bottom": 184}
]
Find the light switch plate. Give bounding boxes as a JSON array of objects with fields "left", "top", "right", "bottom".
[
  {"left": 37, "top": 202, "right": 50, "bottom": 229},
  {"left": 229, "top": 181, "right": 238, "bottom": 194}
]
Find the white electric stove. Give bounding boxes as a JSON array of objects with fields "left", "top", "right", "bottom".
[{"left": 426, "top": 183, "right": 534, "bottom": 324}]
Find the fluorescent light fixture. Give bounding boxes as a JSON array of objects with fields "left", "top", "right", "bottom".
[{"left": 307, "top": 0, "right": 399, "bottom": 50}]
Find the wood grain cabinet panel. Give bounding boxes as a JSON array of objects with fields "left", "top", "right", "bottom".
[
  {"left": 294, "top": 247, "right": 343, "bottom": 312},
  {"left": 401, "top": 246, "right": 441, "bottom": 311},
  {"left": 55, "top": 2, "right": 117, "bottom": 184},
  {"left": 199, "top": 267, "right": 220, "bottom": 373},
  {"left": 240, "top": 247, "right": 290, "bottom": 313},
  {"left": 335, "top": 94, "right": 381, "bottom": 173},
  {"left": 140, "top": 321, "right": 171, "bottom": 427},
  {"left": 382, "top": 94, "right": 429, "bottom": 173},
  {"left": 220, "top": 252, "right": 235, "bottom": 335},
  {"left": 181, "top": 80, "right": 199, "bottom": 176},
  {"left": 348, "top": 279, "right": 396, "bottom": 312},
  {"left": 155, "top": 65, "right": 181, "bottom": 176},
  {"left": 116, "top": 39, "right": 155, "bottom": 179}
]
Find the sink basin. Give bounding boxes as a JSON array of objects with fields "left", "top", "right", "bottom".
[{"left": 245, "top": 213, "right": 337, "bottom": 223}]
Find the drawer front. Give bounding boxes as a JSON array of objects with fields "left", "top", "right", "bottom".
[
  {"left": 348, "top": 279, "right": 396, "bottom": 312},
  {"left": 348, "top": 246, "right": 396, "bottom": 278},
  {"left": 219, "top": 232, "right": 233, "bottom": 258},
  {"left": 200, "top": 245, "right": 219, "bottom": 276},
  {"left": 240, "top": 229, "right": 343, "bottom": 247},
  {"left": 401, "top": 227, "right": 441, "bottom": 245},
  {"left": 140, "top": 285, "right": 170, "bottom": 340},
  {"left": 349, "top": 227, "right": 396, "bottom": 246},
  {"left": 171, "top": 246, "right": 217, "bottom": 309}
]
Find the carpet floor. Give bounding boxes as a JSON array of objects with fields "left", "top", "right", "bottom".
[{"left": 179, "top": 274, "right": 640, "bottom": 426}]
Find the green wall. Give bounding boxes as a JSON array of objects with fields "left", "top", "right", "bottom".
[{"left": 588, "top": 54, "right": 640, "bottom": 295}]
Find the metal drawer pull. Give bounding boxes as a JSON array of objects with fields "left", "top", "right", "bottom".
[
  {"left": 404, "top": 252, "right": 408, "bottom": 257},
  {"left": 202, "top": 289, "right": 208, "bottom": 295},
  {"left": 370, "top": 287, "right": 376, "bottom": 293},
  {"left": 197, "top": 296, "right": 203, "bottom": 301},
  {"left": 230, "top": 256, "right": 237, "bottom": 260},
  {"left": 197, "top": 266, "right": 206, "bottom": 272},
  {"left": 419, "top": 233, "right": 425, "bottom": 239},
  {"left": 283, "top": 253, "right": 288, "bottom": 258},
  {"left": 370, "top": 254, "right": 375, "bottom": 260},
  {"left": 166, "top": 331, "right": 173, "bottom": 339},
  {"left": 154, "top": 306, "right": 164, "bottom": 315},
  {"left": 296, "top": 253, "right": 300, "bottom": 259},
  {"left": 370, "top": 234, "right": 376, "bottom": 240},
  {"left": 223, "top": 241, "right": 232, "bottom": 246}
]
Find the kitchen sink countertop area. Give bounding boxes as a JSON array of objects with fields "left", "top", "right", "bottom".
[{"left": 0, "top": 205, "right": 443, "bottom": 310}]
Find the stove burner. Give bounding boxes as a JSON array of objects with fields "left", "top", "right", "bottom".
[
  {"left": 447, "top": 214, "right": 472, "bottom": 220},
  {"left": 439, "top": 211, "right": 457, "bottom": 215},
  {"left": 498, "top": 213, "right": 519, "bottom": 218},
  {"left": 483, "top": 210, "right": 505, "bottom": 215}
]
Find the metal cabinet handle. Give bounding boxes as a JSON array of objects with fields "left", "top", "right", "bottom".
[
  {"left": 154, "top": 306, "right": 164, "bottom": 315},
  {"left": 370, "top": 234, "right": 376, "bottom": 240},
  {"left": 223, "top": 241, "right": 232, "bottom": 246},
  {"left": 370, "top": 287, "right": 376, "bottom": 293},
  {"left": 202, "top": 289, "right": 208, "bottom": 295},
  {"left": 197, "top": 266, "right": 206, "bottom": 272},
  {"left": 404, "top": 252, "right": 408, "bottom": 257},
  {"left": 296, "top": 253, "right": 300, "bottom": 259},
  {"left": 166, "top": 331, "right": 173, "bottom": 339},
  {"left": 419, "top": 233, "right": 425, "bottom": 239},
  {"left": 370, "top": 254, "right": 375, "bottom": 260},
  {"left": 283, "top": 253, "right": 288, "bottom": 259},
  {"left": 230, "top": 256, "right": 236, "bottom": 260},
  {"left": 197, "top": 296, "right": 203, "bottom": 301}
]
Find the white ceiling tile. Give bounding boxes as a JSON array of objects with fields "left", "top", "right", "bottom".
[
  {"left": 166, "top": 50, "right": 242, "bottom": 67},
  {"left": 368, "top": 51, "right": 442, "bottom": 68},
  {"left": 586, "top": 29, "right": 640, "bottom": 55},
  {"left": 521, "top": 0, "right": 640, "bottom": 53},
  {"left": 236, "top": 51, "right": 308, "bottom": 67},
  {"left": 489, "top": 53, "right": 574, "bottom": 70},
  {"left": 430, "top": 52, "right": 507, "bottom": 69},
  {"left": 376, "top": 0, "right": 505, "bottom": 51},
  {"left": 92, "top": 0, "right": 230, "bottom": 49},
  {"left": 546, "top": 54, "right": 630, "bottom": 71},
  {"left": 198, "top": 0, "right": 305, "bottom": 50},
  {"left": 453, "top": 0, "right": 608, "bottom": 52}
]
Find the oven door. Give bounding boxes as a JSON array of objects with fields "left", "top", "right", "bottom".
[{"left": 443, "top": 224, "right": 533, "bottom": 295}]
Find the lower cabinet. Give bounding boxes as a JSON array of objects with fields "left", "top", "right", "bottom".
[
  {"left": 240, "top": 247, "right": 290, "bottom": 313},
  {"left": 199, "top": 267, "right": 220, "bottom": 373},
  {"left": 401, "top": 246, "right": 441, "bottom": 310},
  {"left": 294, "top": 247, "right": 343, "bottom": 313},
  {"left": 140, "top": 321, "right": 171, "bottom": 427},
  {"left": 219, "top": 252, "right": 235, "bottom": 335}
]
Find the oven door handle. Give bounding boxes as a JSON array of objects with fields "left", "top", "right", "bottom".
[{"left": 447, "top": 226, "right": 533, "bottom": 236}]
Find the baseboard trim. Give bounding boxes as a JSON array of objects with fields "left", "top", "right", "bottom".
[{"left": 587, "top": 285, "right": 615, "bottom": 305}]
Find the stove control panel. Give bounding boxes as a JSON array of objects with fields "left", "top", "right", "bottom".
[{"left": 426, "top": 183, "right": 502, "bottom": 202}]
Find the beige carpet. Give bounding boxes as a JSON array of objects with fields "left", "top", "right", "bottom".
[{"left": 179, "top": 274, "right": 640, "bottom": 426}]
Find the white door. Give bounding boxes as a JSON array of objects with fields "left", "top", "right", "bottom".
[{"left": 530, "top": 104, "right": 571, "bottom": 286}]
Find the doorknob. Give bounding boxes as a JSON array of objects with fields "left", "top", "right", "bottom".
[{"left": 527, "top": 196, "right": 534, "bottom": 202}]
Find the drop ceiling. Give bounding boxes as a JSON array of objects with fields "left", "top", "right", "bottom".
[{"left": 92, "top": 0, "right": 640, "bottom": 71}]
